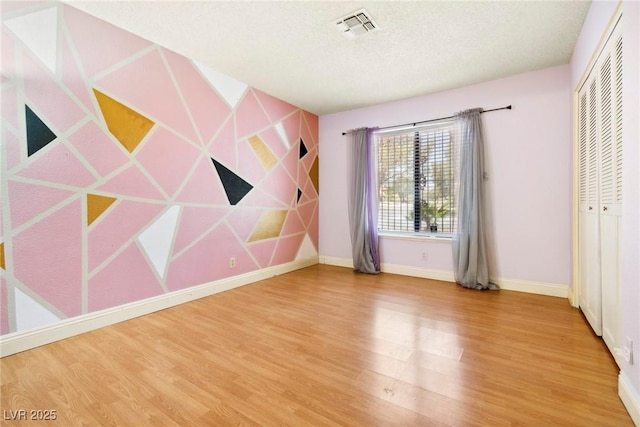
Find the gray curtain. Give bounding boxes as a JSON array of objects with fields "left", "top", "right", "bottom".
[
  {"left": 347, "top": 128, "right": 380, "bottom": 274},
  {"left": 453, "top": 109, "right": 498, "bottom": 290}
]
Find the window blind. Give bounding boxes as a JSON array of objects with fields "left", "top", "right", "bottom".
[{"left": 376, "top": 120, "right": 457, "bottom": 234}]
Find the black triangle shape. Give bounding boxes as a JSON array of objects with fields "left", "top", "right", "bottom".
[
  {"left": 299, "top": 138, "right": 308, "bottom": 159},
  {"left": 211, "top": 158, "right": 253, "bottom": 205},
  {"left": 297, "top": 188, "right": 302, "bottom": 203},
  {"left": 25, "top": 105, "right": 57, "bottom": 157}
]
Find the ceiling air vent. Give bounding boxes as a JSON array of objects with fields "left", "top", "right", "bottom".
[{"left": 334, "top": 9, "right": 379, "bottom": 39}]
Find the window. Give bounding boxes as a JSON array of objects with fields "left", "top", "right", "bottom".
[{"left": 376, "top": 120, "right": 457, "bottom": 235}]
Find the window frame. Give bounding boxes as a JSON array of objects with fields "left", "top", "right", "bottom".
[{"left": 375, "top": 119, "right": 458, "bottom": 239}]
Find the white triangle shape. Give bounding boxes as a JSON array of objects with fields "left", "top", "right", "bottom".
[
  {"left": 4, "top": 6, "right": 59, "bottom": 75},
  {"left": 194, "top": 60, "right": 248, "bottom": 109},
  {"left": 295, "top": 233, "right": 318, "bottom": 261},
  {"left": 274, "top": 121, "right": 290, "bottom": 149},
  {"left": 14, "top": 287, "right": 60, "bottom": 332},
  {"left": 138, "top": 205, "right": 181, "bottom": 278}
]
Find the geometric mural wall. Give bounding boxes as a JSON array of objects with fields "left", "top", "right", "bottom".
[{"left": 0, "top": 2, "right": 319, "bottom": 336}]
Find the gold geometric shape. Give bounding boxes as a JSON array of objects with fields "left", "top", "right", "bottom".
[
  {"left": 309, "top": 156, "right": 319, "bottom": 195},
  {"left": 87, "top": 194, "right": 117, "bottom": 226},
  {"left": 93, "top": 89, "right": 155, "bottom": 153},
  {"left": 247, "top": 210, "right": 288, "bottom": 242},
  {"left": 0, "top": 242, "right": 5, "bottom": 270},
  {"left": 248, "top": 135, "right": 278, "bottom": 171}
]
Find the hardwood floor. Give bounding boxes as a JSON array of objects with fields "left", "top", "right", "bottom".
[{"left": 0, "top": 265, "right": 633, "bottom": 426}]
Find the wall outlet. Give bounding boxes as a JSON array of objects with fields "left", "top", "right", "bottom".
[
  {"left": 616, "top": 337, "right": 634, "bottom": 365},
  {"left": 229, "top": 257, "right": 236, "bottom": 268},
  {"left": 421, "top": 252, "right": 427, "bottom": 261}
]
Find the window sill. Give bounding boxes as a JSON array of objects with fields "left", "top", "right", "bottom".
[{"left": 378, "top": 231, "right": 453, "bottom": 243}]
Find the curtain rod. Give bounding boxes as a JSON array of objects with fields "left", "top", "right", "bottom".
[{"left": 341, "top": 105, "right": 512, "bottom": 135}]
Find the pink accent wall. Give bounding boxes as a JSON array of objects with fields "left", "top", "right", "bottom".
[
  {"left": 0, "top": 2, "right": 318, "bottom": 336},
  {"left": 320, "top": 65, "right": 573, "bottom": 286},
  {"left": 571, "top": 0, "right": 640, "bottom": 396}
]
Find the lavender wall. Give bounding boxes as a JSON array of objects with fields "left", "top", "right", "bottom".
[
  {"left": 620, "top": 0, "right": 640, "bottom": 399},
  {"left": 319, "top": 65, "right": 572, "bottom": 287},
  {"left": 570, "top": 1, "right": 620, "bottom": 85},
  {"left": 571, "top": 0, "right": 640, "bottom": 399}
]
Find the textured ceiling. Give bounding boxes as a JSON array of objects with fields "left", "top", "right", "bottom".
[{"left": 64, "top": 1, "right": 591, "bottom": 115}]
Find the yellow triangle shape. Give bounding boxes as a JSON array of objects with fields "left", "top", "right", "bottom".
[
  {"left": 248, "top": 135, "right": 278, "bottom": 171},
  {"left": 0, "top": 242, "right": 5, "bottom": 270},
  {"left": 248, "top": 210, "right": 288, "bottom": 242},
  {"left": 87, "top": 194, "right": 117, "bottom": 226},
  {"left": 93, "top": 89, "right": 155, "bottom": 153},
  {"left": 309, "top": 157, "right": 319, "bottom": 195}
]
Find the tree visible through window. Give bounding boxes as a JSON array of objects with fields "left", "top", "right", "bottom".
[{"left": 376, "top": 121, "right": 457, "bottom": 234}]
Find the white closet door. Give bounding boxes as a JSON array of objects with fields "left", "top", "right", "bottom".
[
  {"left": 601, "top": 29, "right": 623, "bottom": 357},
  {"left": 578, "top": 76, "right": 602, "bottom": 336},
  {"left": 577, "top": 16, "right": 623, "bottom": 352}
]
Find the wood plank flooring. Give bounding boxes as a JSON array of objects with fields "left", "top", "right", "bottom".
[{"left": 0, "top": 265, "right": 633, "bottom": 426}]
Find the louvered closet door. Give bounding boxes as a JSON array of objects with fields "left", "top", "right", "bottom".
[
  {"left": 578, "top": 75, "right": 602, "bottom": 336},
  {"left": 600, "top": 27, "right": 623, "bottom": 356},
  {"left": 576, "top": 16, "right": 623, "bottom": 358}
]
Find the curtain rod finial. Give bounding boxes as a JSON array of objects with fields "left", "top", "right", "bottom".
[{"left": 507, "top": 105, "right": 512, "bottom": 109}]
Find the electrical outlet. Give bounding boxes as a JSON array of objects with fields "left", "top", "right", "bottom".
[
  {"left": 421, "top": 252, "right": 427, "bottom": 261},
  {"left": 229, "top": 257, "right": 236, "bottom": 268},
  {"left": 615, "top": 337, "right": 634, "bottom": 365}
]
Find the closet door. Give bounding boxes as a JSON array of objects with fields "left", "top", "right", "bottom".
[
  {"left": 600, "top": 29, "right": 623, "bottom": 356},
  {"left": 576, "top": 16, "right": 622, "bottom": 354},
  {"left": 578, "top": 76, "right": 602, "bottom": 336}
]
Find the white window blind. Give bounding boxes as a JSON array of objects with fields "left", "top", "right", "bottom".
[{"left": 376, "top": 120, "right": 457, "bottom": 235}]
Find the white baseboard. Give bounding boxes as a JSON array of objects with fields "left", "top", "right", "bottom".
[
  {"left": 0, "top": 257, "right": 318, "bottom": 358},
  {"left": 319, "top": 255, "right": 568, "bottom": 297},
  {"left": 380, "top": 262, "right": 455, "bottom": 283},
  {"left": 319, "top": 256, "right": 454, "bottom": 282},
  {"left": 620, "top": 372, "right": 640, "bottom": 426},
  {"left": 490, "top": 276, "right": 569, "bottom": 298},
  {"left": 318, "top": 256, "right": 353, "bottom": 269}
]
